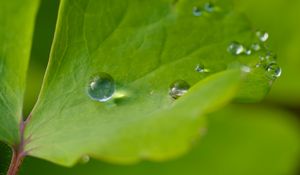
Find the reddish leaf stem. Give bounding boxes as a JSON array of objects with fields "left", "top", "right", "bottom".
[{"left": 7, "top": 120, "right": 27, "bottom": 175}]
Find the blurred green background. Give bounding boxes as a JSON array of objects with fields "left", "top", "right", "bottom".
[{"left": 1, "top": 0, "right": 300, "bottom": 174}]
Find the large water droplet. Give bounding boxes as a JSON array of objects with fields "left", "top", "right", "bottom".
[
  {"left": 227, "top": 41, "right": 245, "bottom": 55},
  {"left": 87, "top": 72, "right": 115, "bottom": 102},
  {"left": 195, "top": 64, "right": 210, "bottom": 73},
  {"left": 265, "top": 62, "right": 282, "bottom": 80},
  {"left": 256, "top": 30, "right": 269, "bottom": 42},
  {"left": 193, "top": 6, "right": 202, "bottom": 16},
  {"left": 169, "top": 80, "right": 190, "bottom": 99},
  {"left": 204, "top": 2, "right": 215, "bottom": 13}
]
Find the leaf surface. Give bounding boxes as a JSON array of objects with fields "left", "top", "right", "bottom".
[
  {"left": 24, "top": 0, "right": 272, "bottom": 166},
  {"left": 22, "top": 105, "right": 300, "bottom": 175},
  {"left": 0, "top": 0, "right": 39, "bottom": 145}
]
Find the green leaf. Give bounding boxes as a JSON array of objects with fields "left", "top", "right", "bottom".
[
  {"left": 21, "top": 105, "right": 300, "bottom": 175},
  {"left": 25, "top": 69, "right": 240, "bottom": 166},
  {"left": 0, "top": 0, "right": 39, "bottom": 145},
  {"left": 24, "top": 0, "right": 271, "bottom": 166}
]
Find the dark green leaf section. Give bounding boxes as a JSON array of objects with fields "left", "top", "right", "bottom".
[
  {"left": 0, "top": 0, "right": 39, "bottom": 145},
  {"left": 22, "top": 105, "right": 300, "bottom": 175},
  {"left": 24, "top": 0, "right": 271, "bottom": 166}
]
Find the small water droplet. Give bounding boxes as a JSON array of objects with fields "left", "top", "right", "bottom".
[
  {"left": 87, "top": 72, "right": 115, "bottom": 102},
  {"left": 256, "top": 30, "right": 269, "bottom": 42},
  {"left": 265, "top": 51, "right": 277, "bottom": 60},
  {"left": 258, "top": 52, "right": 277, "bottom": 67},
  {"left": 193, "top": 6, "right": 202, "bottom": 16},
  {"left": 195, "top": 64, "right": 210, "bottom": 73},
  {"left": 204, "top": 2, "right": 215, "bottom": 13},
  {"left": 256, "top": 61, "right": 265, "bottom": 68},
  {"left": 265, "top": 62, "right": 282, "bottom": 80},
  {"left": 227, "top": 41, "right": 245, "bottom": 55},
  {"left": 169, "top": 80, "right": 190, "bottom": 99},
  {"left": 251, "top": 43, "right": 261, "bottom": 51},
  {"left": 80, "top": 155, "right": 90, "bottom": 164},
  {"left": 245, "top": 49, "right": 252, "bottom": 55},
  {"left": 241, "top": 65, "right": 251, "bottom": 73},
  {"left": 256, "top": 56, "right": 269, "bottom": 68},
  {"left": 259, "top": 55, "right": 266, "bottom": 61}
]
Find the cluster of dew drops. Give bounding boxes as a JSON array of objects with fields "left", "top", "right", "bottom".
[
  {"left": 87, "top": 2, "right": 281, "bottom": 103},
  {"left": 227, "top": 30, "right": 282, "bottom": 80}
]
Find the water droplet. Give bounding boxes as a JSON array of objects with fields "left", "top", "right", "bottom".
[
  {"left": 265, "top": 51, "right": 277, "bottom": 60},
  {"left": 256, "top": 61, "right": 265, "bottom": 68},
  {"left": 251, "top": 43, "right": 261, "bottom": 51},
  {"left": 245, "top": 49, "right": 252, "bottom": 55},
  {"left": 259, "top": 55, "right": 266, "bottom": 62},
  {"left": 265, "top": 62, "right": 282, "bottom": 80},
  {"left": 256, "top": 56, "right": 269, "bottom": 68},
  {"left": 241, "top": 65, "right": 251, "bottom": 73},
  {"left": 256, "top": 30, "right": 269, "bottom": 42},
  {"left": 258, "top": 52, "right": 277, "bottom": 67},
  {"left": 193, "top": 6, "right": 202, "bottom": 16},
  {"left": 169, "top": 80, "right": 190, "bottom": 99},
  {"left": 204, "top": 2, "right": 215, "bottom": 13},
  {"left": 87, "top": 72, "right": 115, "bottom": 102},
  {"left": 195, "top": 64, "right": 210, "bottom": 73},
  {"left": 80, "top": 155, "right": 90, "bottom": 164},
  {"left": 227, "top": 41, "right": 245, "bottom": 55}
]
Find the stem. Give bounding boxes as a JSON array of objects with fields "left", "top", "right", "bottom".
[
  {"left": 7, "top": 148, "right": 25, "bottom": 175},
  {"left": 6, "top": 121, "right": 27, "bottom": 175}
]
